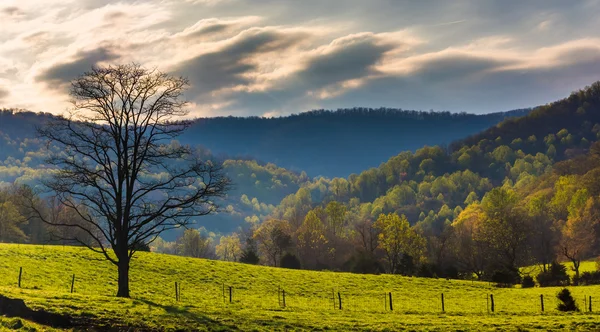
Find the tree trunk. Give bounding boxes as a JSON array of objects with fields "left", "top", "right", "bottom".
[
  {"left": 116, "top": 257, "right": 130, "bottom": 298},
  {"left": 573, "top": 259, "right": 581, "bottom": 286}
]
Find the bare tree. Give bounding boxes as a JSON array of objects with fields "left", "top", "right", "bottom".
[{"left": 34, "top": 63, "right": 229, "bottom": 297}]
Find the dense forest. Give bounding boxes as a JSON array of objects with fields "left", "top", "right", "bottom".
[
  {"left": 0, "top": 107, "right": 529, "bottom": 178},
  {"left": 183, "top": 108, "right": 530, "bottom": 177},
  {"left": 2, "top": 82, "right": 600, "bottom": 286},
  {"left": 0, "top": 107, "right": 526, "bottom": 234}
]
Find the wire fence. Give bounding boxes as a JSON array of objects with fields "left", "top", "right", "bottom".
[
  {"left": 172, "top": 281, "right": 599, "bottom": 315},
  {"left": 5, "top": 265, "right": 600, "bottom": 316}
]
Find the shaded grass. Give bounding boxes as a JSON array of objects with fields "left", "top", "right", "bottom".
[{"left": 1, "top": 244, "right": 600, "bottom": 331}]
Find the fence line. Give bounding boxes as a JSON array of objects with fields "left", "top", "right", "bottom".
[{"left": 6, "top": 266, "right": 600, "bottom": 315}]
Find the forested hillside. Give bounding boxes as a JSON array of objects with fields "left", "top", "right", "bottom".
[
  {"left": 0, "top": 107, "right": 525, "bottom": 235},
  {"left": 215, "top": 82, "right": 600, "bottom": 283},
  {"left": 183, "top": 108, "right": 529, "bottom": 177},
  {"left": 0, "top": 108, "right": 529, "bottom": 178},
  {"left": 2, "top": 82, "right": 600, "bottom": 286}
]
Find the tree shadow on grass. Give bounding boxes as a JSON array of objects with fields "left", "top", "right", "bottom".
[{"left": 137, "top": 299, "right": 240, "bottom": 331}]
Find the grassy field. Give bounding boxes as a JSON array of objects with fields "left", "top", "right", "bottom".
[{"left": 0, "top": 244, "right": 600, "bottom": 331}]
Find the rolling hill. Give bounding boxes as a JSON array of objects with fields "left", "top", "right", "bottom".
[
  {"left": 0, "top": 108, "right": 529, "bottom": 179},
  {"left": 0, "top": 244, "right": 599, "bottom": 331},
  {"left": 183, "top": 108, "right": 530, "bottom": 177}
]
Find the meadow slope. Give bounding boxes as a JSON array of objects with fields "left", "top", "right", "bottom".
[{"left": 0, "top": 244, "right": 599, "bottom": 331}]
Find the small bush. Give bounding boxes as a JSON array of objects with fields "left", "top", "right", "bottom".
[
  {"left": 557, "top": 288, "right": 579, "bottom": 312},
  {"left": 239, "top": 249, "right": 260, "bottom": 265},
  {"left": 280, "top": 253, "right": 301, "bottom": 269},
  {"left": 491, "top": 268, "right": 520, "bottom": 287},
  {"left": 521, "top": 275, "right": 535, "bottom": 288},
  {"left": 537, "top": 262, "right": 570, "bottom": 287},
  {"left": 574, "top": 271, "right": 600, "bottom": 285},
  {"left": 343, "top": 252, "right": 383, "bottom": 274}
]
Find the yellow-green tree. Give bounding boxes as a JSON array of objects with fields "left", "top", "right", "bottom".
[
  {"left": 559, "top": 196, "right": 598, "bottom": 283},
  {"left": 177, "top": 228, "right": 212, "bottom": 258},
  {"left": 325, "top": 201, "right": 347, "bottom": 236},
  {"left": 296, "top": 210, "right": 328, "bottom": 269},
  {"left": 253, "top": 219, "right": 292, "bottom": 266},
  {"left": 375, "top": 213, "right": 425, "bottom": 274},
  {"left": 0, "top": 201, "right": 28, "bottom": 243},
  {"left": 451, "top": 203, "right": 487, "bottom": 278},
  {"left": 216, "top": 234, "right": 242, "bottom": 262},
  {"left": 479, "top": 187, "right": 530, "bottom": 270}
]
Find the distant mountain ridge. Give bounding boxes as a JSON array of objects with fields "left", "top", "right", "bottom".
[
  {"left": 182, "top": 107, "right": 531, "bottom": 177},
  {"left": 0, "top": 107, "right": 530, "bottom": 179}
]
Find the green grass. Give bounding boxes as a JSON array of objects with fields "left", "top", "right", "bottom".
[{"left": 1, "top": 244, "right": 600, "bottom": 331}]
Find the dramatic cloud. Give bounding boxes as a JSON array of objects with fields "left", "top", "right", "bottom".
[
  {"left": 176, "top": 28, "right": 308, "bottom": 96},
  {"left": 1, "top": 0, "right": 600, "bottom": 116},
  {"left": 38, "top": 47, "right": 120, "bottom": 89}
]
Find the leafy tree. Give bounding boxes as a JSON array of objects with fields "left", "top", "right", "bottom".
[
  {"left": 559, "top": 197, "right": 598, "bottom": 283},
  {"left": 451, "top": 203, "right": 488, "bottom": 279},
  {"left": 296, "top": 210, "right": 328, "bottom": 269},
  {"left": 0, "top": 201, "right": 27, "bottom": 243},
  {"left": 254, "top": 219, "right": 292, "bottom": 266},
  {"left": 375, "top": 213, "right": 425, "bottom": 274},
  {"left": 216, "top": 234, "right": 242, "bottom": 262},
  {"left": 479, "top": 188, "right": 530, "bottom": 272},
  {"left": 526, "top": 191, "right": 559, "bottom": 271},
  {"left": 325, "top": 201, "right": 347, "bottom": 236},
  {"left": 176, "top": 228, "right": 212, "bottom": 258}
]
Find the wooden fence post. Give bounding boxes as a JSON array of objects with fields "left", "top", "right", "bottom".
[
  {"left": 590, "top": 296, "right": 593, "bottom": 312},
  {"left": 540, "top": 294, "right": 544, "bottom": 312},
  {"left": 441, "top": 293, "right": 445, "bottom": 312},
  {"left": 282, "top": 289, "right": 286, "bottom": 308},
  {"left": 338, "top": 292, "right": 342, "bottom": 310},
  {"left": 229, "top": 286, "right": 233, "bottom": 304},
  {"left": 18, "top": 267, "right": 22, "bottom": 288},
  {"left": 71, "top": 274, "right": 75, "bottom": 294},
  {"left": 175, "top": 282, "right": 179, "bottom": 301},
  {"left": 490, "top": 294, "right": 495, "bottom": 313},
  {"left": 389, "top": 292, "right": 393, "bottom": 311}
]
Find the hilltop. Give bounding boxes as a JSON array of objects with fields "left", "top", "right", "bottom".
[
  {"left": 0, "top": 244, "right": 599, "bottom": 331},
  {"left": 184, "top": 108, "right": 529, "bottom": 177},
  {"left": 0, "top": 108, "right": 529, "bottom": 178}
]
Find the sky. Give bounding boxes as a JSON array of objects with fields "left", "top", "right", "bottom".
[{"left": 1, "top": 0, "right": 600, "bottom": 118}]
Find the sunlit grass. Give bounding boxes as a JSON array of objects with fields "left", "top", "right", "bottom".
[{"left": 1, "top": 243, "right": 600, "bottom": 331}]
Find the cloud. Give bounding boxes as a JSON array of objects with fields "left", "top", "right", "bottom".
[
  {"left": 0, "top": 88, "right": 9, "bottom": 101},
  {"left": 2, "top": 0, "right": 600, "bottom": 116},
  {"left": 176, "top": 28, "right": 308, "bottom": 97},
  {"left": 2, "top": 6, "right": 24, "bottom": 17},
  {"left": 297, "top": 33, "right": 395, "bottom": 87},
  {"left": 37, "top": 47, "right": 120, "bottom": 89},
  {"left": 174, "top": 17, "right": 261, "bottom": 42}
]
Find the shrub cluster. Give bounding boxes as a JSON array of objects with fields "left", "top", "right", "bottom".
[
  {"left": 574, "top": 271, "right": 600, "bottom": 285},
  {"left": 537, "top": 262, "right": 570, "bottom": 287},
  {"left": 521, "top": 275, "right": 535, "bottom": 288}
]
